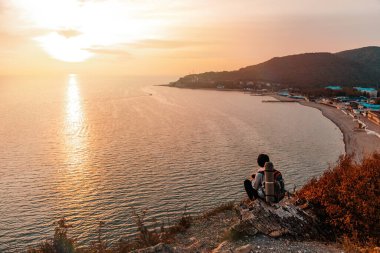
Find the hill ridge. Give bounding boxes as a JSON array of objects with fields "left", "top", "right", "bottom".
[{"left": 174, "top": 46, "right": 380, "bottom": 88}]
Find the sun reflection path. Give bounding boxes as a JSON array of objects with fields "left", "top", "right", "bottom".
[
  {"left": 64, "top": 74, "right": 88, "bottom": 167},
  {"left": 67, "top": 74, "right": 82, "bottom": 127},
  {"left": 58, "top": 75, "right": 98, "bottom": 229}
]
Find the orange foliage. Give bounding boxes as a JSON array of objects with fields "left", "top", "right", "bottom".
[{"left": 298, "top": 153, "right": 380, "bottom": 245}]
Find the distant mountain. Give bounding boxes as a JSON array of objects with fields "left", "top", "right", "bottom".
[
  {"left": 174, "top": 46, "right": 380, "bottom": 88},
  {"left": 336, "top": 46, "right": 380, "bottom": 71}
]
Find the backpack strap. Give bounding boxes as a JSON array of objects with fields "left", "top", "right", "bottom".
[
  {"left": 258, "top": 169, "right": 285, "bottom": 203},
  {"left": 259, "top": 170, "right": 281, "bottom": 177}
]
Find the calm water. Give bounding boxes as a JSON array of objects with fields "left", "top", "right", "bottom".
[{"left": 0, "top": 75, "right": 344, "bottom": 251}]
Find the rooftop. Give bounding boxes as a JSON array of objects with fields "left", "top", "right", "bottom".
[
  {"left": 325, "top": 86, "right": 342, "bottom": 90},
  {"left": 354, "top": 87, "right": 377, "bottom": 92},
  {"left": 361, "top": 103, "right": 380, "bottom": 111}
]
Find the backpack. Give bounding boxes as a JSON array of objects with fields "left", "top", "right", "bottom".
[{"left": 258, "top": 169, "right": 286, "bottom": 203}]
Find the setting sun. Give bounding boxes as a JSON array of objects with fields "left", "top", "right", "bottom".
[
  {"left": 10, "top": 0, "right": 166, "bottom": 62},
  {"left": 35, "top": 32, "right": 93, "bottom": 62},
  {"left": 2, "top": 0, "right": 380, "bottom": 75}
]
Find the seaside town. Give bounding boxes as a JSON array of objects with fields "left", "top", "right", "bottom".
[
  {"left": 207, "top": 79, "right": 375, "bottom": 126},
  {"left": 172, "top": 76, "right": 380, "bottom": 152},
  {"left": 182, "top": 79, "right": 380, "bottom": 162},
  {"left": 277, "top": 85, "right": 380, "bottom": 127},
  {"left": 189, "top": 79, "right": 380, "bottom": 131},
  {"left": 238, "top": 82, "right": 380, "bottom": 162},
  {"left": 169, "top": 76, "right": 380, "bottom": 163}
]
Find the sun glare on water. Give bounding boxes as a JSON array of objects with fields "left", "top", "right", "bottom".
[
  {"left": 63, "top": 74, "right": 90, "bottom": 176},
  {"left": 66, "top": 74, "right": 83, "bottom": 124}
]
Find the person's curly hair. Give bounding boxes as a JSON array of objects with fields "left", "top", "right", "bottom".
[{"left": 257, "top": 154, "right": 270, "bottom": 167}]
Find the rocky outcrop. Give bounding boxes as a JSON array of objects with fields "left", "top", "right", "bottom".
[
  {"left": 133, "top": 199, "right": 338, "bottom": 253},
  {"left": 233, "top": 199, "right": 327, "bottom": 240},
  {"left": 131, "top": 243, "right": 175, "bottom": 253}
]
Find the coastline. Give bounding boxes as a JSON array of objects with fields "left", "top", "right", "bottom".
[
  {"left": 166, "top": 86, "right": 379, "bottom": 161},
  {"left": 272, "top": 95, "right": 380, "bottom": 161},
  {"left": 20, "top": 87, "right": 378, "bottom": 252}
]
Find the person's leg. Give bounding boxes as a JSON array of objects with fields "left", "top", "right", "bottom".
[{"left": 244, "top": 179, "right": 259, "bottom": 200}]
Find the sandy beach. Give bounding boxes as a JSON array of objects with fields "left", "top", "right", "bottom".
[{"left": 272, "top": 95, "right": 380, "bottom": 161}]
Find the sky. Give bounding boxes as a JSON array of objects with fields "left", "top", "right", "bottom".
[{"left": 1, "top": 0, "right": 380, "bottom": 76}]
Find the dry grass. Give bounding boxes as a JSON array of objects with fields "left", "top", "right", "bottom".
[
  {"left": 297, "top": 153, "right": 380, "bottom": 249},
  {"left": 221, "top": 227, "right": 245, "bottom": 242},
  {"left": 27, "top": 151, "right": 380, "bottom": 252},
  {"left": 27, "top": 206, "right": 193, "bottom": 253},
  {"left": 201, "top": 202, "right": 235, "bottom": 219},
  {"left": 27, "top": 218, "right": 77, "bottom": 253},
  {"left": 26, "top": 202, "right": 237, "bottom": 252}
]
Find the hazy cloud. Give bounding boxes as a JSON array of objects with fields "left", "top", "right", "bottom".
[
  {"left": 57, "top": 29, "right": 82, "bottom": 38},
  {"left": 131, "top": 39, "right": 206, "bottom": 49},
  {"left": 1, "top": 0, "right": 380, "bottom": 75},
  {"left": 84, "top": 47, "right": 130, "bottom": 57}
]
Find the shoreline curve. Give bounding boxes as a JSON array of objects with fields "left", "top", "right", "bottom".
[{"left": 272, "top": 95, "right": 380, "bottom": 162}]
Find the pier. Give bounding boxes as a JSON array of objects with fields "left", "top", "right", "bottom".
[{"left": 262, "top": 100, "right": 299, "bottom": 103}]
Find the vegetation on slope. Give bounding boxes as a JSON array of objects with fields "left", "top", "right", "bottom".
[
  {"left": 239, "top": 53, "right": 378, "bottom": 87},
  {"left": 174, "top": 46, "right": 380, "bottom": 88},
  {"left": 336, "top": 46, "right": 380, "bottom": 72},
  {"left": 26, "top": 154, "right": 379, "bottom": 252},
  {"left": 26, "top": 205, "right": 219, "bottom": 253},
  {"left": 297, "top": 153, "right": 380, "bottom": 246}
]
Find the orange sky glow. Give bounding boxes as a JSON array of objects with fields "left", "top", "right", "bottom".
[{"left": 1, "top": 0, "right": 380, "bottom": 76}]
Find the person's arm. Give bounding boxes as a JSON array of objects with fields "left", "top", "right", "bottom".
[{"left": 252, "top": 172, "right": 263, "bottom": 190}]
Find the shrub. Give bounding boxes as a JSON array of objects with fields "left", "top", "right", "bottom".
[
  {"left": 28, "top": 205, "right": 194, "bottom": 253},
  {"left": 160, "top": 204, "right": 192, "bottom": 238},
  {"left": 28, "top": 218, "right": 76, "bottom": 253},
  {"left": 132, "top": 209, "right": 161, "bottom": 247},
  {"left": 297, "top": 153, "right": 380, "bottom": 245}
]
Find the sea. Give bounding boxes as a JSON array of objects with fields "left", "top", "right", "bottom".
[{"left": 0, "top": 75, "right": 344, "bottom": 251}]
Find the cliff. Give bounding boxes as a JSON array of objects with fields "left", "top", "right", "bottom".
[
  {"left": 131, "top": 198, "right": 342, "bottom": 253},
  {"left": 27, "top": 154, "right": 379, "bottom": 253}
]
